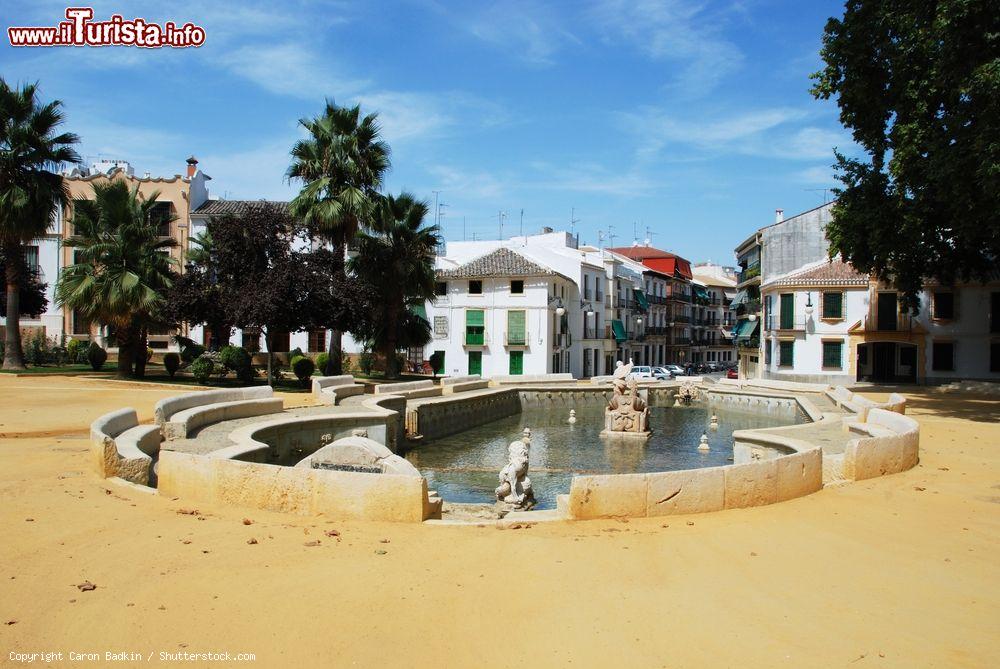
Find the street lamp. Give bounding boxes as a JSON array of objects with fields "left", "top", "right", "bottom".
[{"left": 804, "top": 292, "right": 814, "bottom": 317}]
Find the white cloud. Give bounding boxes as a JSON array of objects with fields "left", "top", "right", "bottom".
[
  {"left": 217, "top": 43, "right": 370, "bottom": 99},
  {"left": 588, "top": 0, "right": 745, "bottom": 97},
  {"left": 460, "top": 2, "right": 580, "bottom": 66},
  {"left": 784, "top": 127, "right": 847, "bottom": 160},
  {"left": 425, "top": 165, "right": 507, "bottom": 200}
]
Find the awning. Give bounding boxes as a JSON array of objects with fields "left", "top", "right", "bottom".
[
  {"left": 633, "top": 289, "right": 649, "bottom": 311},
  {"left": 719, "top": 326, "right": 734, "bottom": 340},
  {"left": 409, "top": 304, "right": 429, "bottom": 324},
  {"left": 724, "top": 290, "right": 736, "bottom": 300},
  {"left": 611, "top": 320, "right": 627, "bottom": 343},
  {"left": 734, "top": 319, "right": 759, "bottom": 341},
  {"left": 730, "top": 289, "right": 750, "bottom": 307},
  {"left": 693, "top": 286, "right": 710, "bottom": 301}
]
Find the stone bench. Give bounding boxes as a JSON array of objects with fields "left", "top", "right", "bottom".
[
  {"left": 311, "top": 375, "right": 365, "bottom": 405},
  {"left": 90, "top": 408, "right": 162, "bottom": 486},
  {"left": 163, "top": 398, "right": 284, "bottom": 440},
  {"left": 841, "top": 408, "right": 920, "bottom": 481},
  {"left": 155, "top": 387, "right": 275, "bottom": 424},
  {"left": 493, "top": 373, "right": 575, "bottom": 384},
  {"left": 440, "top": 375, "right": 489, "bottom": 394},
  {"left": 374, "top": 379, "right": 442, "bottom": 399}
]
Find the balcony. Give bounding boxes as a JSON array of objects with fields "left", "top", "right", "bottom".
[
  {"left": 584, "top": 289, "right": 593, "bottom": 300},
  {"left": 504, "top": 330, "right": 529, "bottom": 346},
  {"left": 670, "top": 293, "right": 692, "bottom": 303},
  {"left": 583, "top": 327, "right": 600, "bottom": 340},
  {"left": 673, "top": 315, "right": 691, "bottom": 324},
  {"left": 737, "top": 264, "right": 761, "bottom": 285},
  {"left": 554, "top": 332, "right": 572, "bottom": 349},
  {"left": 674, "top": 337, "right": 691, "bottom": 345},
  {"left": 464, "top": 328, "right": 485, "bottom": 346}
]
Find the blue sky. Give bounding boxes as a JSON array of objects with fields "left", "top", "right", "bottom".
[{"left": 3, "top": 0, "right": 856, "bottom": 263}]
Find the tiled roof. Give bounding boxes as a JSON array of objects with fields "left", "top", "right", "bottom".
[
  {"left": 437, "top": 247, "right": 557, "bottom": 279},
  {"left": 608, "top": 246, "right": 693, "bottom": 280},
  {"left": 193, "top": 199, "right": 289, "bottom": 215},
  {"left": 766, "top": 259, "right": 869, "bottom": 287}
]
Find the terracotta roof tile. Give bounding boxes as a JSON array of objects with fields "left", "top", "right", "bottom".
[
  {"left": 437, "top": 247, "right": 556, "bottom": 279},
  {"left": 767, "top": 259, "right": 869, "bottom": 287},
  {"left": 193, "top": 199, "right": 289, "bottom": 215}
]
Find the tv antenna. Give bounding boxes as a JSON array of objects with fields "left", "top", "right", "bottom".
[
  {"left": 570, "top": 207, "right": 580, "bottom": 233},
  {"left": 805, "top": 188, "right": 832, "bottom": 204}
]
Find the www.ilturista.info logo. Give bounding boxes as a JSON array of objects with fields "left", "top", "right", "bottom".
[{"left": 8, "top": 7, "right": 206, "bottom": 48}]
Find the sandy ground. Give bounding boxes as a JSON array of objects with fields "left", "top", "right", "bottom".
[{"left": 0, "top": 376, "right": 997, "bottom": 668}]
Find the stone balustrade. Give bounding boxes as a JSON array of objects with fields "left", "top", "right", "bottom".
[
  {"left": 311, "top": 375, "right": 365, "bottom": 405},
  {"left": 90, "top": 408, "right": 162, "bottom": 486}
]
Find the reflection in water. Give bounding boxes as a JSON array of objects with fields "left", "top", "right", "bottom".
[{"left": 405, "top": 404, "right": 800, "bottom": 509}]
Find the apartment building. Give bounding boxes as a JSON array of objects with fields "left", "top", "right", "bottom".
[{"left": 692, "top": 262, "right": 738, "bottom": 365}]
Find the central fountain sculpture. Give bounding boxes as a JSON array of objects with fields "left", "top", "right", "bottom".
[
  {"left": 601, "top": 360, "right": 651, "bottom": 440},
  {"left": 495, "top": 429, "right": 535, "bottom": 511}
]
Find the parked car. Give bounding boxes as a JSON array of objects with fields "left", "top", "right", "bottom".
[
  {"left": 651, "top": 366, "right": 673, "bottom": 380},
  {"left": 627, "top": 365, "right": 653, "bottom": 380},
  {"left": 726, "top": 368, "right": 739, "bottom": 379},
  {"left": 706, "top": 362, "right": 720, "bottom": 372},
  {"left": 665, "top": 364, "right": 686, "bottom": 376}
]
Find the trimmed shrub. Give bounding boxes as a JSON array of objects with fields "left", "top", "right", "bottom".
[
  {"left": 315, "top": 352, "right": 329, "bottom": 374},
  {"left": 218, "top": 345, "right": 254, "bottom": 384},
  {"left": 180, "top": 342, "right": 205, "bottom": 364},
  {"left": 87, "top": 343, "right": 107, "bottom": 371},
  {"left": 340, "top": 351, "right": 353, "bottom": 375},
  {"left": 189, "top": 357, "right": 214, "bottom": 384},
  {"left": 66, "top": 338, "right": 83, "bottom": 364},
  {"left": 146, "top": 347, "right": 154, "bottom": 362},
  {"left": 358, "top": 350, "right": 375, "bottom": 376},
  {"left": 163, "top": 352, "right": 180, "bottom": 378},
  {"left": 292, "top": 356, "right": 315, "bottom": 387}
]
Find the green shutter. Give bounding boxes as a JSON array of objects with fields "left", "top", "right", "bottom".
[
  {"left": 823, "top": 341, "right": 842, "bottom": 368},
  {"left": 780, "top": 294, "right": 795, "bottom": 329},
  {"left": 507, "top": 310, "right": 526, "bottom": 344},
  {"left": 509, "top": 350, "right": 523, "bottom": 375},
  {"left": 468, "top": 351, "right": 482, "bottom": 375},
  {"left": 466, "top": 310, "right": 484, "bottom": 326},
  {"left": 822, "top": 292, "right": 843, "bottom": 319},
  {"left": 779, "top": 340, "right": 794, "bottom": 366}
]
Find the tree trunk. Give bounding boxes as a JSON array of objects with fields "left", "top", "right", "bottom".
[
  {"left": 265, "top": 330, "right": 274, "bottom": 387},
  {"left": 325, "top": 240, "right": 347, "bottom": 376},
  {"left": 115, "top": 326, "right": 135, "bottom": 379},
  {"left": 134, "top": 326, "right": 148, "bottom": 378},
  {"left": 2, "top": 257, "right": 26, "bottom": 370},
  {"left": 383, "top": 304, "right": 400, "bottom": 380}
]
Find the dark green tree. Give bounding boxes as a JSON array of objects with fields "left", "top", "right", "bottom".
[
  {"left": 811, "top": 0, "right": 1000, "bottom": 312},
  {"left": 287, "top": 100, "right": 390, "bottom": 375},
  {"left": 0, "top": 80, "right": 79, "bottom": 369},
  {"left": 349, "top": 193, "right": 439, "bottom": 379}
]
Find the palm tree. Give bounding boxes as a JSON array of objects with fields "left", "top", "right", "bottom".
[
  {"left": 349, "top": 193, "right": 439, "bottom": 379},
  {"left": 287, "top": 100, "right": 390, "bottom": 375},
  {"left": 0, "top": 79, "right": 80, "bottom": 369},
  {"left": 56, "top": 180, "right": 177, "bottom": 378}
]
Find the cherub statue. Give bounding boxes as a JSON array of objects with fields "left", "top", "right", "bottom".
[{"left": 495, "top": 438, "right": 534, "bottom": 509}]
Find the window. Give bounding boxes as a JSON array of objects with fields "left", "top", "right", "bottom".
[
  {"left": 933, "top": 291, "right": 954, "bottom": 320},
  {"left": 822, "top": 340, "right": 843, "bottom": 369},
  {"left": 507, "top": 310, "right": 526, "bottom": 345},
  {"left": 469, "top": 280, "right": 483, "bottom": 295},
  {"left": 779, "top": 340, "right": 794, "bottom": 367},
  {"left": 148, "top": 201, "right": 172, "bottom": 237},
  {"left": 23, "top": 246, "right": 39, "bottom": 274},
  {"left": 765, "top": 340, "right": 772, "bottom": 366},
  {"left": 465, "top": 310, "right": 484, "bottom": 345},
  {"left": 307, "top": 328, "right": 327, "bottom": 353},
  {"left": 932, "top": 341, "right": 954, "bottom": 371},
  {"left": 468, "top": 351, "right": 482, "bottom": 375},
  {"left": 780, "top": 293, "right": 794, "bottom": 329},
  {"left": 269, "top": 331, "right": 290, "bottom": 353},
  {"left": 435, "top": 282, "right": 447, "bottom": 296},
  {"left": 242, "top": 330, "right": 261, "bottom": 352},
  {"left": 510, "top": 280, "right": 524, "bottom": 295},
  {"left": 822, "top": 292, "right": 843, "bottom": 320},
  {"left": 509, "top": 350, "right": 524, "bottom": 375},
  {"left": 991, "top": 342, "right": 1000, "bottom": 373}
]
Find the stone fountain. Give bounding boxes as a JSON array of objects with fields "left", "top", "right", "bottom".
[
  {"left": 495, "top": 430, "right": 535, "bottom": 512},
  {"left": 600, "top": 361, "right": 651, "bottom": 441}
]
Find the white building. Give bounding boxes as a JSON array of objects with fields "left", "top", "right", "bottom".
[
  {"left": 692, "top": 262, "right": 738, "bottom": 366},
  {"left": 759, "top": 258, "right": 1000, "bottom": 384},
  {"left": 424, "top": 231, "right": 646, "bottom": 379}
]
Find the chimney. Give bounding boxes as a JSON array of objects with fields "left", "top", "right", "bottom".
[
  {"left": 186, "top": 155, "right": 198, "bottom": 178},
  {"left": 775, "top": 208, "right": 784, "bottom": 224}
]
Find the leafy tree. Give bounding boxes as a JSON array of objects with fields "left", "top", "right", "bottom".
[
  {"left": 812, "top": 0, "right": 1000, "bottom": 312},
  {"left": 0, "top": 260, "right": 47, "bottom": 318},
  {"left": 0, "top": 79, "right": 79, "bottom": 369},
  {"left": 56, "top": 180, "right": 178, "bottom": 378},
  {"left": 349, "top": 193, "right": 439, "bottom": 378},
  {"left": 288, "top": 100, "right": 390, "bottom": 374},
  {"left": 160, "top": 227, "right": 231, "bottom": 350}
]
